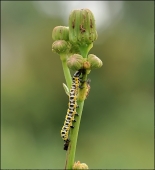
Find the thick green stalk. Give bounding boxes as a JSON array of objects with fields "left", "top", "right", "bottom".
[
  {"left": 60, "top": 54, "right": 72, "bottom": 89},
  {"left": 65, "top": 73, "right": 88, "bottom": 169},
  {"left": 79, "top": 43, "right": 93, "bottom": 58},
  {"left": 65, "top": 100, "right": 84, "bottom": 169}
]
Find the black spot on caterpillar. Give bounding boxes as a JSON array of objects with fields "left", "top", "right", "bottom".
[{"left": 61, "top": 70, "right": 82, "bottom": 150}]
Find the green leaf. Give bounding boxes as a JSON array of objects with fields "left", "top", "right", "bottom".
[{"left": 63, "top": 83, "right": 69, "bottom": 96}]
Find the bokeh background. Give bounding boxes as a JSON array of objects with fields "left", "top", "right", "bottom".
[{"left": 1, "top": 1, "right": 154, "bottom": 169}]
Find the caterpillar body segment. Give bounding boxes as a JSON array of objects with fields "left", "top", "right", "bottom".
[
  {"left": 68, "top": 102, "right": 78, "bottom": 109},
  {"left": 61, "top": 129, "right": 69, "bottom": 141},
  {"left": 67, "top": 109, "right": 79, "bottom": 116}
]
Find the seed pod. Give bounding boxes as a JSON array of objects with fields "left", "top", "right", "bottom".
[
  {"left": 67, "top": 54, "right": 84, "bottom": 71},
  {"left": 52, "top": 40, "right": 71, "bottom": 54},
  {"left": 52, "top": 26, "right": 69, "bottom": 41},
  {"left": 69, "top": 9, "right": 98, "bottom": 46},
  {"left": 87, "top": 54, "right": 103, "bottom": 69}
]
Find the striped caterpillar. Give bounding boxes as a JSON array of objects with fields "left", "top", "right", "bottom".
[{"left": 61, "top": 70, "right": 82, "bottom": 150}]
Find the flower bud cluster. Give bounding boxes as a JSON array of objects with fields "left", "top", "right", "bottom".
[
  {"left": 67, "top": 54, "right": 102, "bottom": 70},
  {"left": 52, "top": 9, "right": 103, "bottom": 71}
]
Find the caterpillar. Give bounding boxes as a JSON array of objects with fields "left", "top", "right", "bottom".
[{"left": 61, "top": 70, "right": 82, "bottom": 150}]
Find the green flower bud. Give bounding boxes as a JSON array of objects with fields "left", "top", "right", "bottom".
[
  {"left": 69, "top": 9, "right": 98, "bottom": 46},
  {"left": 52, "top": 26, "right": 69, "bottom": 41},
  {"left": 87, "top": 54, "right": 103, "bottom": 69},
  {"left": 52, "top": 40, "right": 71, "bottom": 54},
  {"left": 67, "top": 54, "right": 84, "bottom": 71},
  {"left": 73, "top": 161, "right": 89, "bottom": 169}
]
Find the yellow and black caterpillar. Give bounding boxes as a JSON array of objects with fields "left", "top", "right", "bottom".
[{"left": 61, "top": 70, "right": 82, "bottom": 150}]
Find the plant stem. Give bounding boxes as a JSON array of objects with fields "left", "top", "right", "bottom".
[
  {"left": 60, "top": 54, "right": 72, "bottom": 89},
  {"left": 79, "top": 43, "right": 93, "bottom": 58},
  {"left": 65, "top": 100, "right": 84, "bottom": 169},
  {"left": 65, "top": 72, "right": 88, "bottom": 169}
]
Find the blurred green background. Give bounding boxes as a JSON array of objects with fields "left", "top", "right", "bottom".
[{"left": 1, "top": 1, "right": 154, "bottom": 169}]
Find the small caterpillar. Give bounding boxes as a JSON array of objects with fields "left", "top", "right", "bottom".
[{"left": 61, "top": 70, "right": 81, "bottom": 150}]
